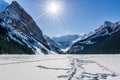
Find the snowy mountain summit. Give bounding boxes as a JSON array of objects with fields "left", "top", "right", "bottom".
[
  {"left": 67, "top": 21, "right": 120, "bottom": 54},
  {"left": 0, "top": 1, "right": 56, "bottom": 54},
  {"left": 52, "top": 34, "right": 80, "bottom": 50},
  {"left": 0, "top": 0, "right": 120, "bottom": 54}
]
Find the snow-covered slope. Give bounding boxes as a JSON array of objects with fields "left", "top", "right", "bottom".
[
  {"left": 67, "top": 21, "right": 120, "bottom": 54},
  {"left": 0, "top": 1, "right": 53, "bottom": 54},
  {"left": 52, "top": 34, "right": 80, "bottom": 50},
  {"left": 0, "top": 55, "right": 119, "bottom": 80},
  {"left": 44, "top": 35, "right": 64, "bottom": 54},
  {"left": 0, "top": 0, "right": 9, "bottom": 13}
]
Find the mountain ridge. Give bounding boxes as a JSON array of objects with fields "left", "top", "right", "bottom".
[
  {"left": 52, "top": 34, "right": 80, "bottom": 50},
  {"left": 0, "top": 1, "right": 52, "bottom": 54},
  {"left": 67, "top": 21, "right": 120, "bottom": 54}
]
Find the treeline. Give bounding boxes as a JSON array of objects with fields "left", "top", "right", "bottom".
[
  {"left": 0, "top": 37, "right": 34, "bottom": 54},
  {"left": 0, "top": 24, "right": 34, "bottom": 54}
]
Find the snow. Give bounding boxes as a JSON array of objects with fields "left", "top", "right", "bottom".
[
  {"left": 0, "top": 55, "right": 119, "bottom": 80},
  {"left": 0, "top": 0, "right": 9, "bottom": 13},
  {"left": 43, "top": 35, "right": 63, "bottom": 54},
  {"left": 85, "top": 40, "right": 95, "bottom": 45},
  {"left": 69, "top": 21, "right": 118, "bottom": 53},
  {"left": 0, "top": 20, "right": 52, "bottom": 55},
  {"left": 61, "top": 47, "right": 70, "bottom": 52},
  {"left": 52, "top": 34, "right": 80, "bottom": 49},
  {"left": 5, "top": 7, "right": 20, "bottom": 20}
]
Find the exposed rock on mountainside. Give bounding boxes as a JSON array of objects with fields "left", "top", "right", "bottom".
[
  {"left": 67, "top": 21, "right": 120, "bottom": 54},
  {"left": 0, "top": 1, "right": 51, "bottom": 54},
  {"left": 44, "top": 35, "right": 64, "bottom": 54}
]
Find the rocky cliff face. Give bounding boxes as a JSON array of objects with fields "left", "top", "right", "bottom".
[
  {"left": 0, "top": 1, "right": 51, "bottom": 54},
  {"left": 67, "top": 21, "right": 120, "bottom": 54},
  {"left": 44, "top": 35, "right": 64, "bottom": 54}
]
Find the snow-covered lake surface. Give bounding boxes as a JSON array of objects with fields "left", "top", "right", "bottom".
[{"left": 0, "top": 54, "right": 120, "bottom": 80}]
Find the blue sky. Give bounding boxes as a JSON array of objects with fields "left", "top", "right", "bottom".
[{"left": 5, "top": 0, "right": 120, "bottom": 37}]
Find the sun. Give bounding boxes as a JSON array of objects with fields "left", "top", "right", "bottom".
[
  {"left": 49, "top": 2, "right": 59, "bottom": 13},
  {"left": 46, "top": 0, "right": 63, "bottom": 15},
  {"left": 38, "top": 0, "right": 64, "bottom": 20}
]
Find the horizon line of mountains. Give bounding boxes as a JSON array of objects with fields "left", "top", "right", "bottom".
[{"left": 0, "top": 0, "right": 120, "bottom": 54}]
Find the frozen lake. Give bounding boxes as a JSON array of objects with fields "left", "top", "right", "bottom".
[{"left": 0, "top": 54, "right": 120, "bottom": 80}]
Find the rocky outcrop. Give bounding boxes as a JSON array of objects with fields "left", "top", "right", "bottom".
[
  {"left": 67, "top": 21, "right": 120, "bottom": 54},
  {"left": 44, "top": 35, "right": 64, "bottom": 54},
  {"left": 0, "top": 1, "right": 51, "bottom": 54}
]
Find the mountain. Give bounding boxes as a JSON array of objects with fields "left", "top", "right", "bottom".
[
  {"left": 52, "top": 34, "right": 80, "bottom": 50},
  {"left": 44, "top": 35, "right": 64, "bottom": 54},
  {"left": 0, "top": 1, "right": 52, "bottom": 54},
  {"left": 67, "top": 21, "right": 120, "bottom": 54}
]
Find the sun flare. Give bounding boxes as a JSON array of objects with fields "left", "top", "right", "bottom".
[
  {"left": 49, "top": 2, "right": 59, "bottom": 13},
  {"left": 39, "top": 0, "right": 64, "bottom": 20},
  {"left": 46, "top": 0, "right": 63, "bottom": 15}
]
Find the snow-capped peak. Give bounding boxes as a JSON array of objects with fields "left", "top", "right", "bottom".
[
  {"left": 0, "top": 0, "right": 9, "bottom": 13},
  {"left": 103, "top": 21, "right": 114, "bottom": 28},
  {"left": 115, "top": 21, "right": 120, "bottom": 26}
]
